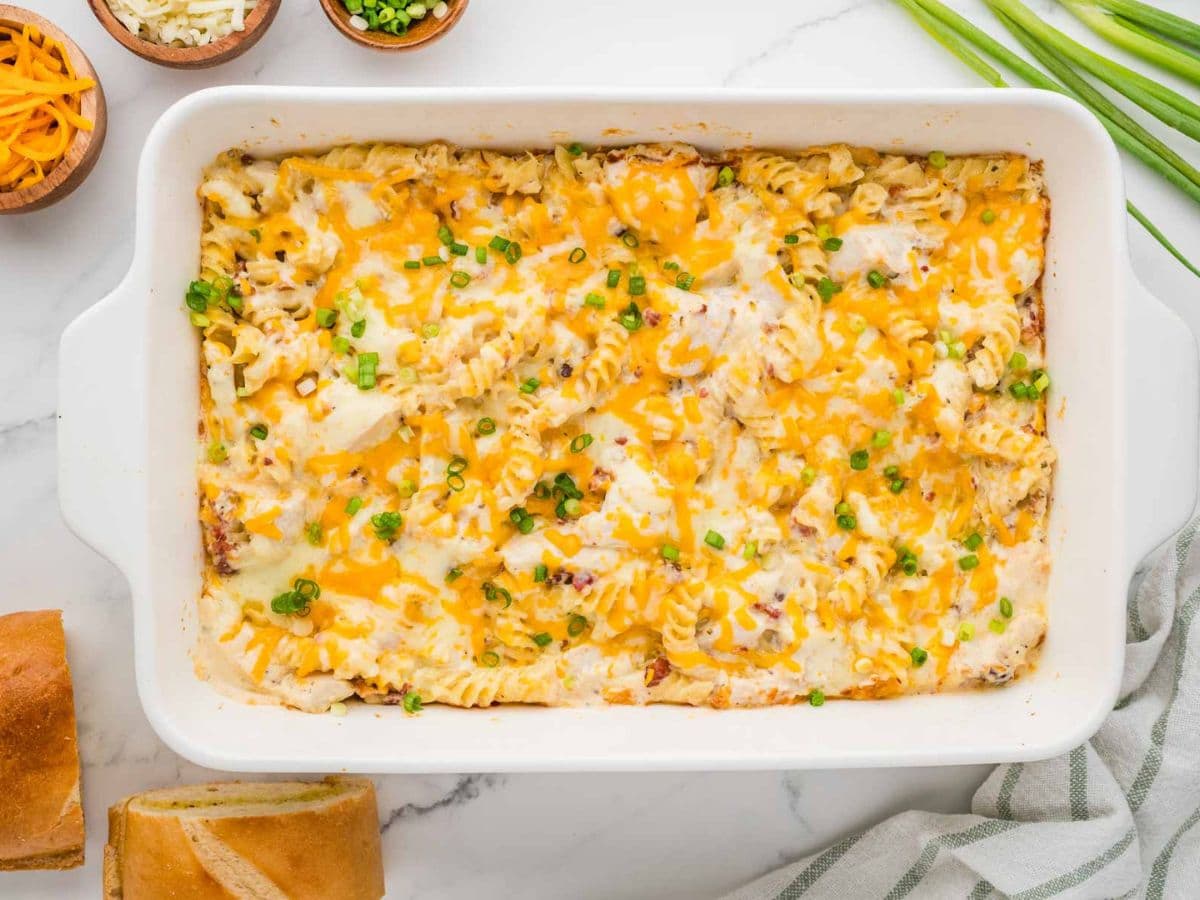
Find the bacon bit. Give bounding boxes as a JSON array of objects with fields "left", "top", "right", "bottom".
[
  {"left": 572, "top": 571, "right": 596, "bottom": 592},
  {"left": 547, "top": 568, "right": 573, "bottom": 586},
  {"left": 698, "top": 304, "right": 708, "bottom": 314},
  {"left": 206, "top": 519, "right": 237, "bottom": 576},
  {"left": 794, "top": 523, "right": 818, "bottom": 539},
  {"left": 449, "top": 200, "right": 460, "bottom": 219},
  {"left": 924, "top": 491, "right": 936, "bottom": 502},
  {"left": 588, "top": 468, "right": 613, "bottom": 492},
  {"left": 920, "top": 265, "right": 930, "bottom": 273},
  {"left": 614, "top": 436, "right": 628, "bottom": 445},
  {"left": 559, "top": 362, "right": 574, "bottom": 378},
  {"left": 263, "top": 458, "right": 273, "bottom": 466},
  {"left": 753, "top": 602, "right": 782, "bottom": 620},
  {"left": 644, "top": 308, "right": 662, "bottom": 327},
  {"left": 644, "top": 657, "right": 671, "bottom": 687}
]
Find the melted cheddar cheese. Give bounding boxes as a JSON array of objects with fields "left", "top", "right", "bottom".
[{"left": 193, "top": 142, "right": 1053, "bottom": 712}]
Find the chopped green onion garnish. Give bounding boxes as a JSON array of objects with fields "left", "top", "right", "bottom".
[
  {"left": 306, "top": 522, "right": 323, "bottom": 546},
  {"left": 999, "top": 596, "right": 1013, "bottom": 618},
  {"left": 447, "top": 474, "right": 466, "bottom": 492},
  {"left": 450, "top": 242, "right": 469, "bottom": 257},
  {"left": 351, "top": 319, "right": 366, "bottom": 339},
  {"left": 332, "top": 336, "right": 351, "bottom": 355},
  {"left": 928, "top": 150, "right": 948, "bottom": 169},
  {"left": 519, "top": 377, "right": 540, "bottom": 394},
  {"left": 585, "top": 292, "right": 606, "bottom": 309},
  {"left": 447, "top": 456, "right": 468, "bottom": 476},
  {"left": 742, "top": 541, "right": 758, "bottom": 560},
  {"left": 249, "top": 424, "right": 268, "bottom": 441},
  {"left": 836, "top": 514, "right": 857, "bottom": 531},
  {"left": 849, "top": 449, "right": 870, "bottom": 470},
  {"left": 989, "top": 619, "right": 1007, "bottom": 635},
  {"left": 910, "top": 646, "right": 929, "bottom": 667},
  {"left": 784, "top": 233, "right": 800, "bottom": 245},
  {"left": 1032, "top": 370, "right": 1051, "bottom": 392},
  {"left": 249, "top": 228, "right": 261, "bottom": 242},
  {"left": 628, "top": 275, "right": 646, "bottom": 296},
  {"left": 621, "top": 231, "right": 640, "bottom": 249},
  {"left": 891, "top": 388, "right": 906, "bottom": 405},
  {"left": 1009, "top": 351, "right": 1028, "bottom": 371},
  {"left": 964, "top": 532, "right": 983, "bottom": 551},
  {"left": 483, "top": 582, "right": 513, "bottom": 608},
  {"left": 959, "top": 622, "right": 975, "bottom": 642},
  {"left": 675, "top": 272, "right": 695, "bottom": 291},
  {"left": 562, "top": 497, "right": 582, "bottom": 517},
  {"left": 809, "top": 689, "right": 825, "bottom": 707},
  {"left": 567, "top": 614, "right": 588, "bottom": 637},
  {"left": 981, "top": 208, "right": 996, "bottom": 224},
  {"left": 480, "top": 650, "right": 501, "bottom": 667},
  {"left": 421, "top": 322, "right": 440, "bottom": 339},
  {"left": 423, "top": 255, "right": 445, "bottom": 267},
  {"left": 823, "top": 237, "right": 844, "bottom": 251},
  {"left": 371, "top": 511, "right": 403, "bottom": 542},
  {"left": 356, "top": 352, "right": 378, "bottom": 391},
  {"left": 567, "top": 142, "right": 584, "bottom": 156},
  {"left": 570, "top": 433, "right": 594, "bottom": 453},
  {"left": 476, "top": 417, "right": 496, "bottom": 436},
  {"left": 402, "top": 692, "right": 422, "bottom": 714},
  {"left": 532, "top": 631, "right": 553, "bottom": 648},
  {"left": 663, "top": 261, "right": 680, "bottom": 271},
  {"left": 534, "top": 564, "right": 548, "bottom": 583},
  {"left": 717, "top": 165, "right": 735, "bottom": 186},
  {"left": 397, "top": 479, "right": 417, "bottom": 498},
  {"left": 316, "top": 308, "right": 337, "bottom": 328},
  {"left": 475, "top": 246, "right": 487, "bottom": 264},
  {"left": 958, "top": 554, "right": 980, "bottom": 571},
  {"left": 890, "top": 479, "right": 906, "bottom": 494},
  {"left": 816, "top": 277, "right": 842, "bottom": 303},
  {"left": 207, "top": 441, "right": 227, "bottom": 464},
  {"left": 801, "top": 466, "right": 817, "bottom": 485},
  {"left": 618, "top": 301, "right": 643, "bottom": 331},
  {"left": 533, "top": 481, "right": 551, "bottom": 500},
  {"left": 606, "top": 269, "right": 621, "bottom": 288},
  {"left": 1009, "top": 382, "right": 1030, "bottom": 400},
  {"left": 489, "top": 235, "right": 511, "bottom": 252},
  {"left": 505, "top": 243, "right": 523, "bottom": 264},
  {"left": 450, "top": 270, "right": 471, "bottom": 288},
  {"left": 445, "top": 567, "right": 463, "bottom": 583},
  {"left": 871, "top": 430, "right": 891, "bottom": 449},
  {"left": 948, "top": 341, "right": 966, "bottom": 360},
  {"left": 662, "top": 544, "right": 681, "bottom": 563},
  {"left": 568, "top": 247, "right": 587, "bottom": 264},
  {"left": 816, "top": 225, "right": 833, "bottom": 241},
  {"left": 884, "top": 465, "right": 900, "bottom": 478},
  {"left": 836, "top": 502, "right": 852, "bottom": 516},
  {"left": 404, "top": 260, "right": 421, "bottom": 270},
  {"left": 345, "top": 496, "right": 364, "bottom": 516},
  {"left": 437, "top": 225, "right": 454, "bottom": 246},
  {"left": 190, "top": 312, "right": 210, "bottom": 328},
  {"left": 867, "top": 270, "right": 889, "bottom": 289},
  {"left": 704, "top": 530, "right": 726, "bottom": 550}
]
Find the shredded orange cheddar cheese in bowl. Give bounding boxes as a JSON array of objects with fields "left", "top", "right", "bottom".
[{"left": 0, "top": 21, "right": 96, "bottom": 193}]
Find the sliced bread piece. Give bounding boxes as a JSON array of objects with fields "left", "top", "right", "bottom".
[{"left": 104, "top": 777, "right": 384, "bottom": 899}]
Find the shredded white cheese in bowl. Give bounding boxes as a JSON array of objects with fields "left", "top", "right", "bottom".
[{"left": 106, "top": 0, "right": 259, "bottom": 47}]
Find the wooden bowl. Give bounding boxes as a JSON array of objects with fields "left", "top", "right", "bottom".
[
  {"left": 0, "top": 6, "right": 106, "bottom": 214},
  {"left": 87, "top": 0, "right": 280, "bottom": 68},
  {"left": 319, "top": 0, "right": 470, "bottom": 51}
]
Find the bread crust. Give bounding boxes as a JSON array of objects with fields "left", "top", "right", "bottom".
[
  {"left": 105, "top": 777, "right": 384, "bottom": 899},
  {"left": 0, "top": 609, "right": 85, "bottom": 870}
]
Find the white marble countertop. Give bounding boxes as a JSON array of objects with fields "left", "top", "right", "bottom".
[{"left": 1, "top": 1, "right": 1196, "bottom": 897}]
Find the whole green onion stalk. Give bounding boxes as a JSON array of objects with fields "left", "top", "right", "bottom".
[{"left": 894, "top": 0, "right": 1200, "bottom": 278}]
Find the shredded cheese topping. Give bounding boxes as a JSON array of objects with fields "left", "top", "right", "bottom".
[
  {"left": 105, "top": 0, "right": 258, "bottom": 47},
  {"left": 0, "top": 23, "right": 95, "bottom": 192},
  {"left": 194, "top": 142, "right": 1054, "bottom": 713}
]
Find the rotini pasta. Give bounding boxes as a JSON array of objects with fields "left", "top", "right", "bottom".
[{"left": 192, "top": 141, "right": 1053, "bottom": 713}]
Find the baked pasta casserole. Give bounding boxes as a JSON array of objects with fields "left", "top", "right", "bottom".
[{"left": 191, "top": 141, "right": 1054, "bottom": 712}]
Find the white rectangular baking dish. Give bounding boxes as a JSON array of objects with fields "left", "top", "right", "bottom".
[{"left": 58, "top": 88, "right": 1198, "bottom": 772}]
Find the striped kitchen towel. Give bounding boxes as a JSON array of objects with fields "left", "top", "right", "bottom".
[{"left": 725, "top": 518, "right": 1200, "bottom": 900}]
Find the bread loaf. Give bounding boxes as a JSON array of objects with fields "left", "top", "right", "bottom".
[
  {"left": 104, "top": 777, "right": 384, "bottom": 899},
  {"left": 0, "top": 609, "right": 85, "bottom": 871}
]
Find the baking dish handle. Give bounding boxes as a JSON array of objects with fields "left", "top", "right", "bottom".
[
  {"left": 57, "top": 275, "right": 146, "bottom": 578},
  {"left": 1125, "top": 268, "right": 1199, "bottom": 571}
]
